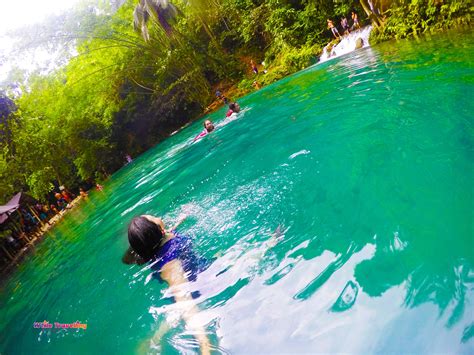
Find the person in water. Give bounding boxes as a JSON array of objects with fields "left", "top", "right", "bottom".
[
  {"left": 125, "top": 215, "right": 211, "bottom": 355},
  {"left": 226, "top": 102, "right": 240, "bottom": 117},
  {"left": 193, "top": 120, "right": 215, "bottom": 142}
]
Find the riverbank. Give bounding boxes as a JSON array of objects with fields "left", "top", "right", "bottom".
[
  {"left": 369, "top": 2, "right": 472, "bottom": 44},
  {"left": 180, "top": 28, "right": 365, "bottom": 122},
  {"left": 0, "top": 196, "right": 85, "bottom": 282},
  {"left": 202, "top": 48, "right": 323, "bottom": 115},
  {"left": 202, "top": 20, "right": 472, "bottom": 118}
]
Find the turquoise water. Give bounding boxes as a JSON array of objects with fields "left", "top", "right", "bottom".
[{"left": 1, "top": 29, "right": 473, "bottom": 354}]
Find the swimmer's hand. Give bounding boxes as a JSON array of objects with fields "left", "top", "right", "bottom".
[
  {"left": 168, "top": 213, "right": 188, "bottom": 232},
  {"left": 177, "top": 213, "right": 188, "bottom": 224}
]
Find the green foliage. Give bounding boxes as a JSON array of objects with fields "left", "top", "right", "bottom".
[
  {"left": 370, "top": 0, "right": 473, "bottom": 43},
  {"left": 27, "top": 170, "right": 55, "bottom": 200},
  {"left": 334, "top": 1, "right": 353, "bottom": 17},
  {"left": 0, "top": 147, "right": 19, "bottom": 200},
  {"left": 259, "top": 44, "right": 321, "bottom": 85}
]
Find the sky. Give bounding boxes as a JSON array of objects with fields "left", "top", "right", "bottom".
[
  {"left": 0, "top": 0, "right": 81, "bottom": 35},
  {"left": 0, "top": 0, "right": 82, "bottom": 83}
]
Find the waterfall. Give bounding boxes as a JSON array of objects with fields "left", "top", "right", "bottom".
[{"left": 319, "top": 26, "right": 373, "bottom": 63}]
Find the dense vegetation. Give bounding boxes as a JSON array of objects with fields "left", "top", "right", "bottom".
[
  {"left": 0, "top": 0, "right": 471, "bottom": 202},
  {"left": 370, "top": 0, "right": 472, "bottom": 42}
]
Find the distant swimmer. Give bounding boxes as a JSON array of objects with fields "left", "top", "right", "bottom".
[
  {"left": 226, "top": 102, "right": 241, "bottom": 117},
  {"left": 193, "top": 119, "right": 215, "bottom": 141}
]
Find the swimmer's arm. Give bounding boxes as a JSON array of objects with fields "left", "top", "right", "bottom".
[
  {"left": 194, "top": 130, "right": 206, "bottom": 142},
  {"left": 168, "top": 214, "right": 187, "bottom": 232},
  {"left": 161, "top": 260, "right": 211, "bottom": 355}
]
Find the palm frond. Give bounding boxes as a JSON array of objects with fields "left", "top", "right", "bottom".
[{"left": 132, "top": 5, "right": 145, "bottom": 32}]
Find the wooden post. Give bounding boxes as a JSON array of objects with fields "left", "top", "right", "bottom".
[
  {"left": 15, "top": 209, "right": 27, "bottom": 234},
  {"left": 20, "top": 232, "right": 32, "bottom": 244},
  {"left": 1, "top": 244, "right": 14, "bottom": 261},
  {"left": 27, "top": 205, "right": 45, "bottom": 228},
  {"left": 10, "top": 218, "right": 31, "bottom": 243}
]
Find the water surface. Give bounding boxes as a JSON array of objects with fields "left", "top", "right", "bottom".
[{"left": 1, "top": 29, "right": 473, "bottom": 354}]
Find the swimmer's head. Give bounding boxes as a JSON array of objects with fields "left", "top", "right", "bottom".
[
  {"left": 229, "top": 102, "right": 240, "bottom": 113},
  {"left": 127, "top": 215, "right": 164, "bottom": 261},
  {"left": 204, "top": 120, "right": 214, "bottom": 133}
]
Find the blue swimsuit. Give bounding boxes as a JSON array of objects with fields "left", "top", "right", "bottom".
[{"left": 150, "top": 232, "right": 209, "bottom": 282}]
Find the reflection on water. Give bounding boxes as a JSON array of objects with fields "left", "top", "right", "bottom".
[
  {"left": 1, "top": 29, "right": 473, "bottom": 354},
  {"left": 331, "top": 280, "right": 359, "bottom": 312}
]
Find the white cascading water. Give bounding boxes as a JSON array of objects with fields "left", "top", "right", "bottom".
[{"left": 319, "top": 26, "right": 373, "bottom": 63}]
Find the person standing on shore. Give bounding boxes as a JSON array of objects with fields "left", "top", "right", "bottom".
[
  {"left": 79, "top": 188, "right": 89, "bottom": 198},
  {"left": 250, "top": 60, "right": 258, "bottom": 74},
  {"left": 215, "top": 89, "right": 229, "bottom": 104},
  {"left": 50, "top": 204, "right": 59, "bottom": 214},
  {"left": 54, "top": 193, "right": 68, "bottom": 210},
  {"left": 351, "top": 11, "right": 361, "bottom": 30},
  {"left": 59, "top": 186, "right": 74, "bottom": 202},
  {"left": 327, "top": 19, "right": 341, "bottom": 39},
  {"left": 341, "top": 17, "right": 350, "bottom": 35}
]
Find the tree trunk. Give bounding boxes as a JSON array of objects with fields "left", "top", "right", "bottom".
[
  {"left": 360, "top": 0, "right": 385, "bottom": 28},
  {"left": 53, "top": 166, "right": 62, "bottom": 187}
]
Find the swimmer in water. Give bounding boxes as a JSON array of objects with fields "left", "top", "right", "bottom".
[
  {"left": 124, "top": 214, "right": 211, "bottom": 354},
  {"left": 124, "top": 215, "right": 286, "bottom": 353},
  {"left": 193, "top": 120, "right": 215, "bottom": 142},
  {"left": 226, "top": 102, "right": 240, "bottom": 117}
]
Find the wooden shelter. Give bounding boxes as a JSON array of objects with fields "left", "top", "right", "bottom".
[{"left": 0, "top": 192, "right": 41, "bottom": 264}]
